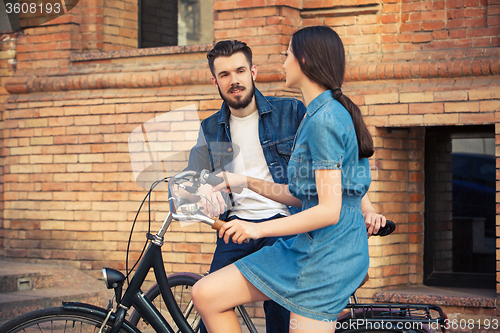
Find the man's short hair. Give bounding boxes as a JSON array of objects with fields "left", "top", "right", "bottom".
[{"left": 207, "top": 40, "right": 253, "bottom": 77}]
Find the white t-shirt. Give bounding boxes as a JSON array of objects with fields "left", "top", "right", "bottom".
[{"left": 228, "top": 110, "right": 290, "bottom": 220}]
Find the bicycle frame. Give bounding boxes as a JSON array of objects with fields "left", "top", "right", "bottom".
[
  {"left": 108, "top": 171, "right": 217, "bottom": 333},
  {"left": 109, "top": 211, "right": 195, "bottom": 333}
]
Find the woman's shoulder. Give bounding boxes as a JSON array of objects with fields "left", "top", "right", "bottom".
[{"left": 308, "top": 99, "right": 353, "bottom": 131}]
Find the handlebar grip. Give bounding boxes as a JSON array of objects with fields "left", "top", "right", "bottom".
[
  {"left": 374, "top": 220, "right": 396, "bottom": 236},
  {"left": 211, "top": 218, "right": 226, "bottom": 231},
  {"left": 206, "top": 173, "right": 224, "bottom": 186},
  {"left": 200, "top": 169, "right": 225, "bottom": 186}
]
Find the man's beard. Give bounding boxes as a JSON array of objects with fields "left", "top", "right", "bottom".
[{"left": 218, "top": 81, "right": 255, "bottom": 110}]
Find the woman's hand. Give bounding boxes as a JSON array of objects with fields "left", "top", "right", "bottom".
[
  {"left": 364, "top": 211, "right": 386, "bottom": 237},
  {"left": 219, "top": 219, "right": 261, "bottom": 244},
  {"left": 212, "top": 172, "right": 248, "bottom": 194}
]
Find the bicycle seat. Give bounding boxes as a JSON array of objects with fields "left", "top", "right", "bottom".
[{"left": 357, "top": 273, "right": 369, "bottom": 290}]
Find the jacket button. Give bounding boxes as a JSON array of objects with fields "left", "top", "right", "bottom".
[{"left": 228, "top": 148, "right": 232, "bottom": 152}]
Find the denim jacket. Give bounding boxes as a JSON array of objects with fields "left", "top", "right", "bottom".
[{"left": 186, "top": 88, "right": 307, "bottom": 220}]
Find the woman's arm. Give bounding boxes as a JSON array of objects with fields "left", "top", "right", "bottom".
[
  {"left": 213, "top": 172, "right": 302, "bottom": 207},
  {"left": 218, "top": 169, "right": 342, "bottom": 243}
]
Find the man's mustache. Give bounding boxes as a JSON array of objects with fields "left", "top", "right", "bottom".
[{"left": 228, "top": 85, "right": 246, "bottom": 93}]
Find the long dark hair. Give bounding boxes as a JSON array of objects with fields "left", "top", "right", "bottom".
[{"left": 291, "top": 26, "right": 374, "bottom": 159}]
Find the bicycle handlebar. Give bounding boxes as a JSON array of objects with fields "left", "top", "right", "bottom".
[{"left": 168, "top": 170, "right": 397, "bottom": 238}]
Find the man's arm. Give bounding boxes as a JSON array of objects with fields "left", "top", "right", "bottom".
[
  {"left": 183, "top": 127, "right": 227, "bottom": 217},
  {"left": 185, "top": 127, "right": 211, "bottom": 173}
]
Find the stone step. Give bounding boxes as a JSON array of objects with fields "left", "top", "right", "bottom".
[
  {"left": 0, "top": 259, "right": 110, "bottom": 324},
  {"left": 0, "top": 286, "right": 110, "bottom": 322},
  {"left": 0, "top": 270, "right": 55, "bottom": 293},
  {"left": 0, "top": 259, "right": 267, "bottom": 332}
]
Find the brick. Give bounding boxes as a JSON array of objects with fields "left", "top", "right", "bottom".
[
  {"left": 78, "top": 154, "right": 104, "bottom": 163},
  {"left": 400, "top": 92, "right": 434, "bottom": 103},
  {"left": 468, "top": 88, "right": 500, "bottom": 100},
  {"left": 90, "top": 105, "right": 114, "bottom": 114},
  {"left": 433, "top": 90, "right": 468, "bottom": 102},
  {"left": 444, "top": 101, "right": 480, "bottom": 112},
  {"left": 409, "top": 103, "right": 444, "bottom": 114},
  {"left": 40, "top": 221, "right": 65, "bottom": 230},
  {"left": 48, "top": 117, "right": 74, "bottom": 126},
  {"left": 460, "top": 112, "right": 495, "bottom": 124},
  {"left": 480, "top": 101, "right": 499, "bottom": 112},
  {"left": 371, "top": 104, "right": 408, "bottom": 116},
  {"left": 364, "top": 93, "right": 399, "bottom": 105},
  {"left": 74, "top": 115, "right": 100, "bottom": 125},
  {"left": 29, "top": 155, "right": 53, "bottom": 164},
  {"left": 25, "top": 118, "right": 48, "bottom": 128},
  {"left": 30, "top": 137, "right": 54, "bottom": 146}
]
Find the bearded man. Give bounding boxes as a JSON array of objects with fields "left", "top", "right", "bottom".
[{"left": 186, "top": 40, "right": 306, "bottom": 333}]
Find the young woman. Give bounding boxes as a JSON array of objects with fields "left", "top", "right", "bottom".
[{"left": 191, "top": 26, "right": 382, "bottom": 333}]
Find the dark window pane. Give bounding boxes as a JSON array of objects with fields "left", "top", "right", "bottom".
[
  {"left": 139, "top": 0, "right": 212, "bottom": 48},
  {"left": 424, "top": 126, "right": 496, "bottom": 289}
]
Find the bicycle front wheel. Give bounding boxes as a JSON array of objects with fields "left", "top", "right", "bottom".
[
  {"left": 0, "top": 307, "right": 138, "bottom": 333},
  {"left": 129, "top": 272, "right": 202, "bottom": 333}
]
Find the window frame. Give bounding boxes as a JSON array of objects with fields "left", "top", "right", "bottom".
[{"left": 423, "top": 125, "right": 496, "bottom": 290}]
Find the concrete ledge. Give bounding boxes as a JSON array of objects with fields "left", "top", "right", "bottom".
[{"left": 373, "top": 286, "right": 496, "bottom": 308}]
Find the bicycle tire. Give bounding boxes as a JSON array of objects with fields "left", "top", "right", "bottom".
[
  {"left": 0, "top": 306, "right": 138, "bottom": 333},
  {"left": 128, "top": 272, "right": 202, "bottom": 333}
]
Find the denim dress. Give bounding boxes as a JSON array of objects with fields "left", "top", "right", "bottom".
[{"left": 234, "top": 90, "right": 371, "bottom": 321}]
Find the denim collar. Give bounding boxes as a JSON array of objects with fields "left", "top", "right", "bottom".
[
  {"left": 217, "top": 88, "right": 275, "bottom": 125},
  {"left": 306, "top": 89, "right": 333, "bottom": 116}
]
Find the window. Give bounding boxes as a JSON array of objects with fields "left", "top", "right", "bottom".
[
  {"left": 139, "top": 0, "right": 213, "bottom": 48},
  {"left": 424, "top": 126, "right": 496, "bottom": 289}
]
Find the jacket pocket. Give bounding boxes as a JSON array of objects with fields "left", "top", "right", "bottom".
[
  {"left": 210, "top": 142, "right": 234, "bottom": 172},
  {"left": 276, "top": 138, "right": 294, "bottom": 162}
]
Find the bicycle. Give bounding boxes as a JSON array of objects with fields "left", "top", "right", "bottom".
[
  {"left": 0, "top": 170, "right": 446, "bottom": 333},
  {"left": 127, "top": 224, "right": 447, "bottom": 333}
]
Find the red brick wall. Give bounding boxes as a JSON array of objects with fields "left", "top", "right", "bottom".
[
  {"left": 1, "top": 0, "right": 500, "bottom": 320},
  {"left": 0, "top": 32, "right": 19, "bottom": 257},
  {"left": 102, "top": 0, "right": 138, "bottom": 50}
]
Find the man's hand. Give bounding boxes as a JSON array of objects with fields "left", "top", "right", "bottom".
[
  {"left": 364, "top": 211, "right": 386, "bottom": 237},
  {"left": 198, "top": 184, "right": 226, "bottom": 217}
]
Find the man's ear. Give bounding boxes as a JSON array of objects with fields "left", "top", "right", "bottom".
[
  {"left": 211, "top": 77, "right": 218, "bottom": 87},
  {"left": 251, "top": 65, "right": 258, "bottom": 81}
]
